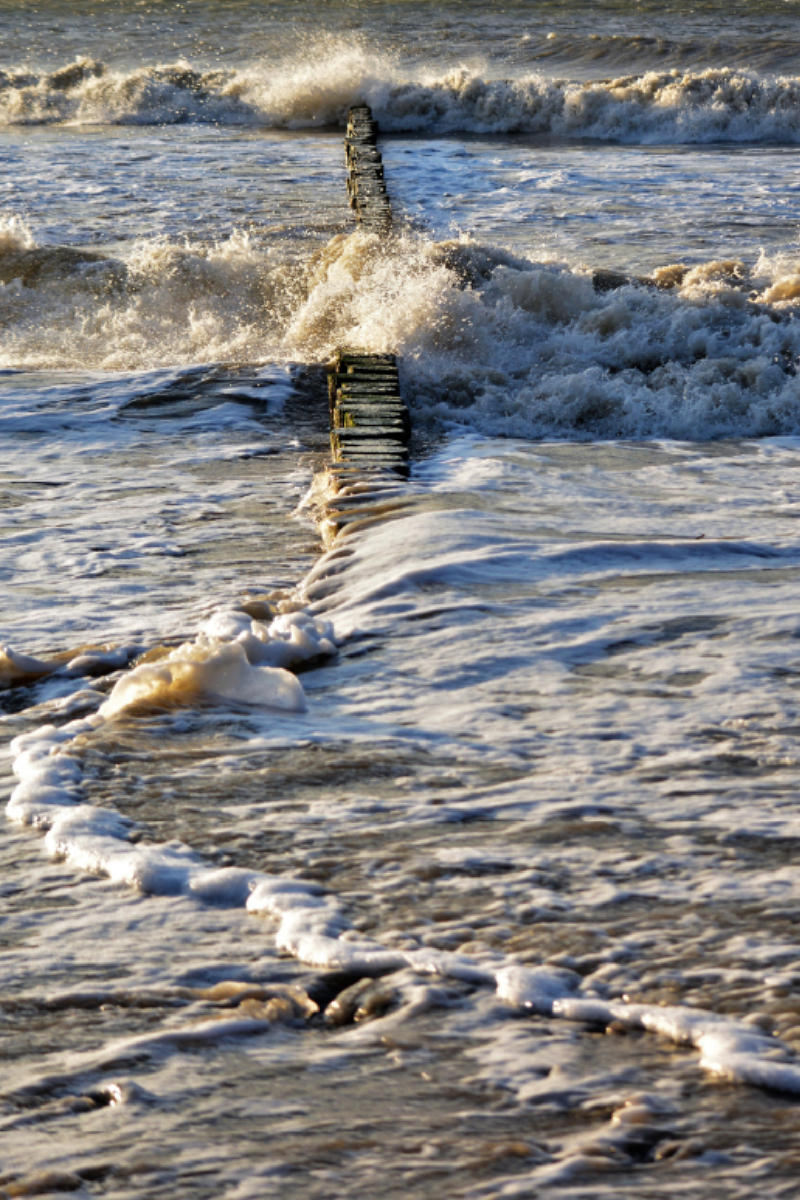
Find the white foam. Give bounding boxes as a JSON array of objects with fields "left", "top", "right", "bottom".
[
  {"left": 97, "top": 639, "right": 307, "bottom": 719},
  {"left": 552, "top": 996, "right": 800, "bottom": 1094},
  {"left": 287, "top": 232, "right": 800, "bottom": 442},
  {"left": 4, "top": 58, "right": 800, "bottom": 145},
  {"left": 496, "top": 965, "right": 582, "bottom": 1015},
  {"left": 0, "top": 228, "right": 290, "bottom": 371},
  {"left": 0, "top": 214, "right": 35, "bottom": 251},
  {"left": 199, "top": 607, "right": 336, "bottom": 672}
]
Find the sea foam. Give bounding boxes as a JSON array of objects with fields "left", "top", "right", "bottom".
[
  {"left": 288, "top": 231, "right": 800, "bottom": 442},
  {"left": 4, "top": 55, "right": 800, "bottom": 145},
  {"left": 10, "top": 708, "right": 800, "bottom": 1099},
  {"left": 0, "top": 227, "right": 295, "bottom": 371}
]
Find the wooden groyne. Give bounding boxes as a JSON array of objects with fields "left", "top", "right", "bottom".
[
  {"left": 328, "top": 349, "right": 410, "bottom": 476},
  {"left": 326, "top": 105, "right": 410, "bottom": 487},
  {"left": 345, "top": 103, "right": 392, "bottom": 234}
]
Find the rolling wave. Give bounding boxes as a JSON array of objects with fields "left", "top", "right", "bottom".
[
  {"left": 2, "top": 54, "right": 800, "bottom": 144},
  {"left": 5, "top": 207, "right": 800, "bottom": 440}
]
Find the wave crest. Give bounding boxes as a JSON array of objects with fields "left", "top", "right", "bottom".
[
  {"left": 378, "top": 66, "right": 800, "bottom": 143},
  {"left": 0, "top": 49, "right": 384, "bottom": 128},
  {"left": 287, "top": 231, "right": 800, "bottom": 441},
  {"left": 6, "top": 211, "right": 800, "bottom": 440},
  {"left": 3, "top": 56, "right": 800, "bottom": 143},
  {"left": 0, "top": 228, "right": 304, "bottom": 370}
]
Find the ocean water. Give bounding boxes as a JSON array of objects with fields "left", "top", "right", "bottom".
[{"left": 3, "top": 2, "right": 800, "bottom": 1196}]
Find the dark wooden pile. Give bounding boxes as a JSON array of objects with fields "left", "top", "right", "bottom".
[
  {"left": 345, "top": 104, "right": 392, "bottom": 234},
  {"left": 328, "top": 350, "right": 410, "bottom": 475},
  {"left": 325, "top": 106, "right": 411, "bottom": 486}
]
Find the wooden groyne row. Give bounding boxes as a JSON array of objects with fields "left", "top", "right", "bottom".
[
  {"left": 328, "top": 349, "right": 410, "bottom": 476},
  {"left": 326, "top": 105, "right": 411, "bottom": 489},
  {"left": 345, "top": 103, "right": 392, "bottom": 234}
]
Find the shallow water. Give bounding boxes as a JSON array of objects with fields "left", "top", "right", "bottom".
[{"left": 3, "top": 2, "right": 800, "bottom": 1196}]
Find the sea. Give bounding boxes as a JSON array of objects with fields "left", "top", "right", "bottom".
[{"left": 3, "top": 1, "right": 800, "bottom": 1196}]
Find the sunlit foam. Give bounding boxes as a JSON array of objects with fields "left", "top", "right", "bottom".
[
  {"left": 284, "top": 228, "right": 800, "bottom": 441},
  {"left": 3, "top": 55, "right": 800, "bottom": 144},
  {"left": 0, "top": 228, "right": 299, "bottom": 370},
  {"left": 97, "top": 639, "right": 307, "bottom": 717}
]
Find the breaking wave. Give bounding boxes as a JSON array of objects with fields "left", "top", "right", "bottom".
[
  {"left": 0, "top": 51, "right": 380, "bottom": 129},
  {"left": 3, "top": 53, "right": 800, "bottom": 143},
  {"left": 287, "top": 232, "right": 800, "bottom": 441},
  {"left": 375, "top": 66, "right": 800, "bottom": 143},
  {"left": 0, "top": 219, "right": 306, "bottom": 370},
  {"left": 6, "top": 210, "right": 800, "bottom": 440}
]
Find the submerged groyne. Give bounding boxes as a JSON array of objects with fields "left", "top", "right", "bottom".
[
  {"left": 326, "top": 105, "right": 410, "bottom": 493},
  {"left": 345, "top": 102, "right": 392, "bottom": 235}
]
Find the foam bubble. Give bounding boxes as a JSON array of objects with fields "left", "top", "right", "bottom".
[
  {"left": 0, "top": 643, "right": 138, "bottom": 689},
  {"left": 552, "top": 995, "right": 800, "bottom": 1094},
  {"left": 496, "top": 965, "right": 581, "bottom": 1015},
  {"left": 0, "top": 645, "right": 58, "bottom": 688},
  {"left": 98, "top": 639, "right": 307, "bottom": 718},
  {"left": 198, "top": 606, "right": 337, "bottom": 670}
]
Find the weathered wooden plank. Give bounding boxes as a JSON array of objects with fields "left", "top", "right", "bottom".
[{"left": 325, "top": 119, "right": 412, "bottom": 483}]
